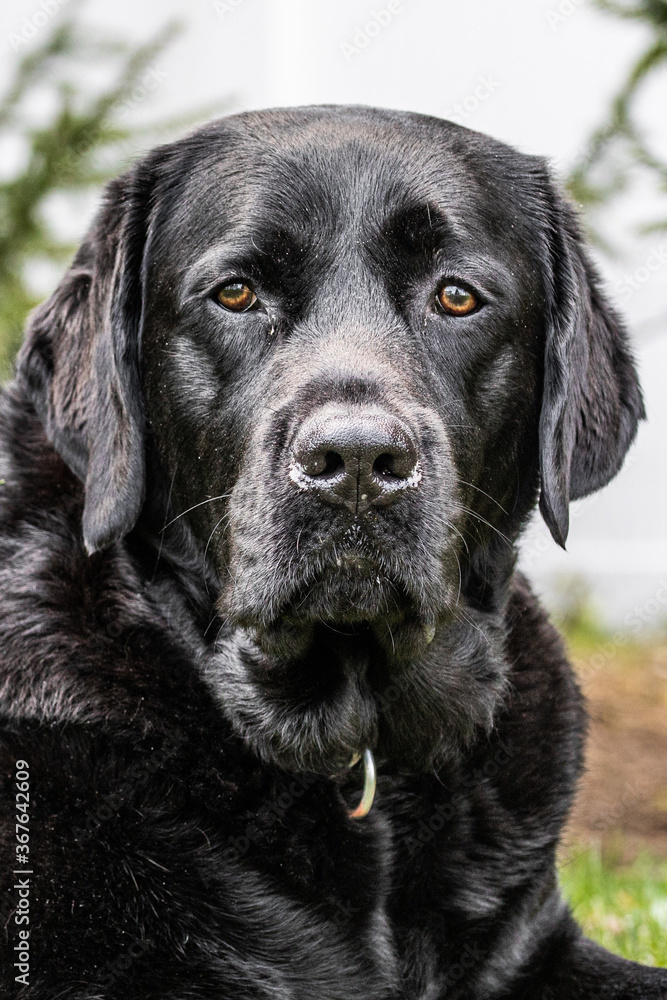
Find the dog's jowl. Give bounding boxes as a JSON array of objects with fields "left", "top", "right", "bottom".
[{"left": 1, "top": 107, "right": 664, "bottom": 999}]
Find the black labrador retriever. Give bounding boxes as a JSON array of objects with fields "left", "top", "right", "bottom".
[{"left": 0, "top": 106, "right": 664, "bottom": 999}]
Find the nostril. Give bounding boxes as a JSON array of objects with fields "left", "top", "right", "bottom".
[
  {"left": 373, "top": 452, "right": 399, "bottom": 478},
  {"left": 300, "top": 449, "right": 345, "bottom": 478},
  {"left": 373, "top": 448, "right": 417, "bottom": 480},
  {"left": 320, "top": 451, "right": 345, "bottom": 478}
]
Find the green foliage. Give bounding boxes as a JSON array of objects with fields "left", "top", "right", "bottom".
[
  {"left": 0, "top": 6, "right": 208, "bottom": 380},
  {"left": 560, "top": 844, "right": 667, "bottom": 966},
  {"left": 567, "top": 0, "right": 667, "bottom": 241}
]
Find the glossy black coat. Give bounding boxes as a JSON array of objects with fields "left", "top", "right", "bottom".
[{"left": 0, "top": 106, "right": 663, "bottom": 999}]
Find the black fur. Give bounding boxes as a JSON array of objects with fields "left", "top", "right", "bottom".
[{"left": 0, "top": 106, "right": 662, "bottom": 999}]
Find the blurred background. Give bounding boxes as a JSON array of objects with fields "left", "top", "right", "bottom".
[{"left": 1, "top": 0, "right": 666, "bottom": 962}]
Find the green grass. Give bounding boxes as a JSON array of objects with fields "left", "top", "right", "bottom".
[{"left": 559, "top": 845, "right": 667, "bottom": 967}]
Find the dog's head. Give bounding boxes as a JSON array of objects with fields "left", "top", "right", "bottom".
[{"left": 18, "top": 107, "right": 643, "bottom": 772}]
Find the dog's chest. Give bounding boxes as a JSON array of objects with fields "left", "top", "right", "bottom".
[{"left": 211, "top": 772, "right": 460, "bottom": 999}]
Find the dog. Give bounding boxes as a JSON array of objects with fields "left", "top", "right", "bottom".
[{"left": 0, "top": 105, "right": 665, "bottom": 999}]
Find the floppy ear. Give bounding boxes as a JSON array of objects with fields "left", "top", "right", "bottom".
[
  {"left": 16, "top": 162, "right": 155, "bottom": 555},
  {"left": 538, "top": 177, "right": 645, "bottom": 548}
]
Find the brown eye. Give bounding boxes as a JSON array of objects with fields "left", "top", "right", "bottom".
[
  {"left": 216, "top": 282, "right": 257, "bottom": 312},
  {"left": 436, "top": 283, "right": 478, "bottom": 316}
]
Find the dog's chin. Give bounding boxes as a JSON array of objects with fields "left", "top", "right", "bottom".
[
  {"left": 246, "top": 610, "right": 436, "bottom": 668},
  {"left": 223, "top": 552, "right": 446, "bottom": 664},
  {"left": 206, "top": 594, "right": 510, "bottom": 776}
]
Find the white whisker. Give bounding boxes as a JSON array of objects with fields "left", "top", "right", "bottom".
[{"left": 160, "top": 493, "right": 232, "bottom": 532}]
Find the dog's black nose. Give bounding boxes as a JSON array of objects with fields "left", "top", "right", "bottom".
[{"left": 290, "top": 406, "right": 420, "bottom": 513}]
